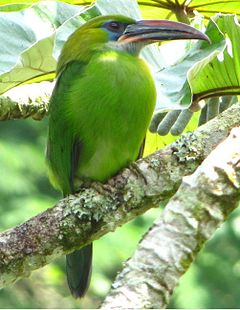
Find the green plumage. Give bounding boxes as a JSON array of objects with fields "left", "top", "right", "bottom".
[
  {"left": 47, "top": 49, "right": 155, "bottom": 193},
  {"left": 47, "top": 15, "right": 155, "bottom": 298}
]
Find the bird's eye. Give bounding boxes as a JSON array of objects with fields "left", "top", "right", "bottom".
[{"left": 106, "top": 21, "right": 125, "bottom": 33}]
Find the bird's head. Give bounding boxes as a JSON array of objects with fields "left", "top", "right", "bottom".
[{"left": 57, "top": 15, "right": 209, "bottom": 73}]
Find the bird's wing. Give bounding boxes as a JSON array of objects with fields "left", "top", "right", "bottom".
[{"left": 46, "top": 61, "right": 85, "bottom": 195}]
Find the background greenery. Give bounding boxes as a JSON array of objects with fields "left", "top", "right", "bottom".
[{"left": 1, "top": 0, "right": 240, "bottom": 308}]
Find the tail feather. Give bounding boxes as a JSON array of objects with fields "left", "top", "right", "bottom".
[{"left": 66, "top": 243, "right": 93, "bottom": 298}]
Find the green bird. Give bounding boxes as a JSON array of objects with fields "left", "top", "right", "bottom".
[{"left": 46, "top": 15, "right": 208, "bottom": 298}]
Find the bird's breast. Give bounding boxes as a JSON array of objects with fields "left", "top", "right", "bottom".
[{"left": 70, "top": 49, "right": 156, "bottom": 183}]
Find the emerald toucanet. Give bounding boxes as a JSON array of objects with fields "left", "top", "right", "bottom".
[{"left": 46, "top": 15, "right": 208, "bottom": 298}]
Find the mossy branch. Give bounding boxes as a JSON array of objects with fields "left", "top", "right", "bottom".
[
  {"left": 0, "top": 95, "right": 49, "bottom": 121},
  {"left": 0, "top": 83, "right": 52, "bottom": 121},
  {"left": 0, "top": 103, "right": 240, "bottom": 302}
]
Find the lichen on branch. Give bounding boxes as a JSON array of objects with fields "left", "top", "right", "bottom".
[{"left": 101, "top": 126, "right": 240, "bottom": 309}]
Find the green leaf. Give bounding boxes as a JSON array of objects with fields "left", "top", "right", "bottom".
[
  {"left": 139, "top": 0, "right": 182, "bottom": 20},
  {"left": 0, "top": 1, "right": 89, "bottom": 94},
  {"left": 189, "top": 15, "right": 240, "bottom": 103},
  {"left": 154, "top": 17, "right": 226, "bottom": 110},
  {"left": 138, "top": 0, "right": 240, "bottom": 21},
  {"left": 0, "top": 35, "right": 55, "bottom": 93},
  {"left": 187, "top": 0, "right": 240, "bottom": 17},
  {"left": 0, "top": 4, "right": 31, "bottom": 12}
]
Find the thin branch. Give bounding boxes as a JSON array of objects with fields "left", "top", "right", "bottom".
[
  {"left": 0, "top": 96, "right": 49, "bottom": 121},
  {"left": 0, "top": 83, "right": 52, "bottom": 121},
  {"left": 101, "top": 126, "right": 240, "bottom": 309},
  {"left": 0, "top": 103, "right": 240, "bottom": 289}
]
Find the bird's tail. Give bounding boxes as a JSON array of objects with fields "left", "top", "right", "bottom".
[{"left": 66, "top": 243, "right": 93, "bottom": 298}]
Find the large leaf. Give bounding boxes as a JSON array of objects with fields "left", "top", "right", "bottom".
[
  {"left": 189, "top": 15, "right": 240, "bottom": 102},
  {"left": 154, "top": 17, "right": 226, "bottom": 110},
  {"left": 0, "top": 1, "right": 91, "bottom": 94},
  {"left": 154, "top": 14, "right": 240, "bottom": 112}
]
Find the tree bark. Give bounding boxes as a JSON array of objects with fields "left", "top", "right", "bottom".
[
  {"left": 0, "top": 103, "right": 239, "bottom": 300},
  {"left": 101, "top": 126, "right": 240, "bottom": 309}
]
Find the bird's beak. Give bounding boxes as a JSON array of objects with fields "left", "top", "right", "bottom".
[{"left": 119, "top": 20, "right": 210, "bottom": 43}]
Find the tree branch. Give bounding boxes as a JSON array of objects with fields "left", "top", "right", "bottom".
[
  {"left": 0, "top": 83, "right": 52, "bottom": 121},
  {"left": 101, "top": 126, "right": 240, "bottom": 309},
  {"left": 0, "top": 103, "right": 240, "bottom": 290},
  {"left": 0, "top": 95, "right": 49, "bottom": 121}
]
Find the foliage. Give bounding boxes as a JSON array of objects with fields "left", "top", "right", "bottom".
[
  {"left": 0, "top": 0, "right": 240, "bottom": 111},
  {"left": 0, "top": 0, "right": 240, "bottom": 308}
]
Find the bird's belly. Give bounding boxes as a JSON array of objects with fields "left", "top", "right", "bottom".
[{"left": 77, "top": 138, "right": 138, "bottom": 183}]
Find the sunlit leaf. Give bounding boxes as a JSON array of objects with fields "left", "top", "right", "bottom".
[
  {"left": 138, "top": 0, "right": 240, "bottom": 21},
  {"left": 154, "top": 17, "right": 226, "bottom": 110},
  {"left": 0, "top": 1, "right": 90, "bottom": 94},
  {"left": 189, "top": 15, "right": 240, "bottom": 103},
  {"left": 187, "top": 0, "right": 240, "bottom": 17},
  {"left": 0, "top": 4, "right": 30, "bottom": 12}
]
